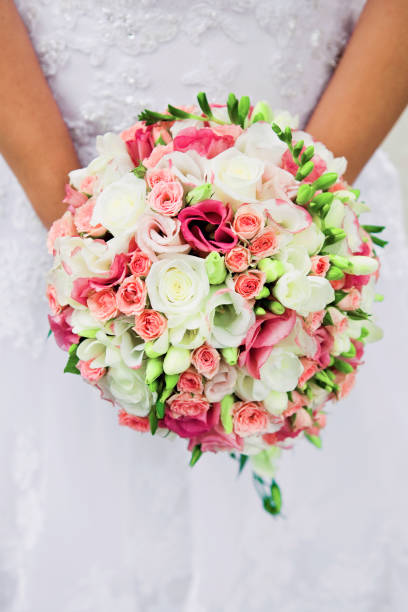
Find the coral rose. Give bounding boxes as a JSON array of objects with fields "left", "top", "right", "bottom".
[
  {"left": 191, "top": 345, "right": 220, "bottom": 380},
  {"left": 233, "top": 401, "right": 270, "bottom": 437},
  {"left": 233, "top": 204, "right": 264, "bottom": 240},
  {"left": 87, "top": 288, "right": 118, "bottom": 321},
  {"left": 310, "top": 255, "right": 330, "bottom": 277},
  {"left": 116, "top": 276, "right": 147, "bottom": 316},
  {"left": 129, "top": 249, "right": 151, "bottom": 277},
  {"left": 78, "top": 359, "right": 106, "bottom": 383},
  {"left": 133, "top": 309, "right": 167, "bottom": 341},
  {"left": 118, "top": 410, "right": 150, "bottom": 432},
  {"left": 177, "top": 369, "right": 204, "bottom": 394},
  {"left": 234, "top": 270, "right": 265, "bottom": 300},
  {"left": 225, "top": 246, "right": 251, "bottom": 273},
  {"left": 249, "top": 229, "right": 279, "bottom": 260}
]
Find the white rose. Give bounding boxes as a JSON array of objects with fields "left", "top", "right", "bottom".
[
  {"left": 235, "top": 123, "right": 287, "bottom": 165},
  {"left": 259, "top": 348, "right": 303, "bottom": 393},
  {"left": 156, "top": 150, "right": 208, "bottom": 188},
  {"left": 91, "top": 173, "right": 146, "bottom": 237},
  {"left": 77, "top": 328, "right": 143, "bottom": 369},
  {"left": 210, "top": 148, "right": 264, "bottom": 210},
  {"left": 107, "top": 360, "right": 152, "bottom": 417},
  {"left": 146, "top": 254, "right": 209, "bottom": 327},
  {"left": 206, "top": 286, "right": 255, "bottom": 348}
]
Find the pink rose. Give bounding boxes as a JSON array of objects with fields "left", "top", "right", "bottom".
[
  {"left": 118, "top": 409, "right": 150, "bottom": 433},
  {"left": 191, "top": 345, "right": 220, "bottom": 380},
  {"left": 343, "top": 340, "right": 365, "bottom": 369},
  {"left": 310, "top": 255, "right": 330, "bottom": 277},
  {"left": 74, "top": 200, "right": 106, "bottom": 237},
  {"left": 63, "top": 184, "right": 88, "bottom": 209},
  {"left": 326, "top": 307, "right": 348, "bottom": 335},
  {"left": 337, "top": 288, "right": 361, "bottom": 311},
  {"left": 233, "top": 204, "right": 264, "bottom": 240},
  {"left": 133, "top": 309, "right": 167, "bottom": 341},
  {"left": 177, "top": 369, "right": 204, "bottom": 394},
  {"left": 298, "top": 358, "right": 318, "bottom": 387},
  {"left": 304, "top": 310, "right": 325, "bottom": 334},
  {"left": 233, "top": 401, "right": 269, "bottom": 437},
  {"left": 314, "top": 327, "right": 334, "bottom": 369},
  {"left": 224, "top": 246, "right": 251, "bottom": 273},
  {"left": 173, "top": 127, "right": 234, "bottom": 159},
  {"left": 135, "top": 213, "right": 190, "bottom": 261},
  {"left": 249, "top": 229, "right": 279, "bottom": 260},
  {"left": 129, "top": 249, "right": 151, "bottom": 277},
  {"left": 330, "top": 278, "right": 346, "bottom": 291},
  {"left": 87, "top": 288, "right": 118, "bottom": 321},
  {"left": 204, "top": 363, "right": 237, "bottom": 402},
  {"left": 48, "top": 307, "right": 79, "bottom": 351},
  {"left": 188, "top": 422, "right": 243, "bottom": 453},
  {"left": 164, "top": 395, "right": 217, "bottom": 439},
  {"left": 178, "top": 200, "right": 238, "bottom": 254},
  {"left": 125, "top": 126, "right": 154, "bottom": 166},
  {"left": 46, "top": 284, "right": 62, "bottom": 316},
  {"left": 78, "top": 359, "right": 106, "bottom": 383},
  {"left": 147, "top": 180, "right": 184, "bottom": 216},
  {"left": 116, "top": 276, "right": 147, "bottom": 316},
  {"left": 143, "top": 143, "right": 174, "bottom": 169},
  {"left": 47, "top": 211, "right": 77, "bottom": 254},
  {"left": 167, "top": 392, "right": 210, "bottom": 418},
  {"left": 234, "top": 270, "right": 265, "bottom": 300},
  {"left": 146, "top": 168, "right": 175, "bottom": 189},
  {"left": 238, "top": 309, "right": 296, "bottom": 379}
]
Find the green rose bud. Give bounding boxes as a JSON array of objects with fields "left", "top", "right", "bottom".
[
  {"left": 257, "top": 258, "right": 285, "bottom": 282},
  {"left": 221, "top": 347, "right": 239, "bottom": 366},
  {"left": 205, "top": 251, "right": 227, "bottom": 285},
  {"left": 144, "top": 342, "right": 162, "bottom": 359},
  {"left": 163, "top": 346, "right": 191, "bottom": 375},
  {"left": 145, "top": 357, "right": 164, "bottom": 385},
  {"left": 185, "top": 183, "right": 214, "bottom": 205}
]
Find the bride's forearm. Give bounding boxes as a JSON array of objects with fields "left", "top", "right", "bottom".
[
  {"left": 306, "top": 0, "right": 408, "bottom": 184},
  {"left": 0, "top": 0, "right": 79, "bottom": 228}
]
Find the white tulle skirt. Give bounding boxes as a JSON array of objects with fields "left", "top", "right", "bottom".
[{"left": 1, "top": 150, "right": 408, "bottom": 612}]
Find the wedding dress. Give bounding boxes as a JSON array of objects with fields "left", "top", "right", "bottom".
[{"left": 1, "top": 1, "right": 408, "bottom": 610}]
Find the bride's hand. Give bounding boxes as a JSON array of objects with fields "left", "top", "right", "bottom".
[
  {"left": 306, "top": 0, "right": 408, "bottom": 184},
  {"left": 0, "top": 0, "right": 80, "bottom": 228}
]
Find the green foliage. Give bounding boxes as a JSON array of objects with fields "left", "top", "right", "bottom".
[
  {"left": 64, "top": 343, "right": 80, "bottom": 375},
  {"left": 189, "top": 444, "right": 202, "bottom": 467},
  {"left": 305, "top": 433, "right": 322, "bottom": 448}
]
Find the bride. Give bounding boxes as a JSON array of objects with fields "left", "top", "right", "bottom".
[{"left": 1, "top": 1, "right": 408, "bottom": 610}]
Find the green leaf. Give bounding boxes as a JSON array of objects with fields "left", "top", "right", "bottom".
[
  {"left": 362, "top": 224, "right": 385, "bottom": 234},
  {"left": 64, "top": 343, "right": 80, "bottom": 375},
  {"left": 154, "top": 135, "right": 166, "bottom": 146},
  {"left": 196, "top": 91, "right": 213, "bottom": 119},
  {"left": 334, "top": 290, "right": 347, "bottom": 303},
  {"left": 227, "top": 93, "right": 239, "bottom": 124},
  {"left": 322, "top": 311, "right": 334, "bottom": 326},
  {"left": 305, "top": 433, "right": 322, "bottom": 448},
  {"left": 238, "top": 454, "right": 249, "bottom": 474},
  {"left": 47, "top": 329, "right": 53, "bottom": 339},
  {"left": 189, "top": 444, "right": 202, "bottom": 467},
  {"left": 262, "top": 480, "right": 282, "bottom": 515},
  {"left": 138, "top": 109, "right": 174, "bottom": 125},
  {"left": 149, "top": 410, "right": 158, "bottom": 435},
  {"left": 155, "top": 401, "right": 165, "bottom": 419},
  {"left": 347, "top": 308, "right": 371, "bottom": 321},
  {"left": 371, "top": 236, "right": 388, "bottom": 248},
  {"left": 238, "top": 95, "right": 250, "bottom": 127},
  {"left": 167, "top": 104, "right": 195, "bottom": 120},
  {"left": 220, "top": 394, "right": 234, "bottom": 434}
]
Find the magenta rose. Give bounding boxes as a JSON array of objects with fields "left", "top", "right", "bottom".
[
  {"left": 238, "top": 309, "right": 296, "bottom": 379},
  {"left": 163, "top": 396, "right": 219, "bottom": 439},
  {"left": 188, "top": 421, "right": 244, "bottom": 453},
  {"left": 125, "top": 127, "right": 154, "bottom": 166},
  {"left": 173, "top": 127, "right": 234, "bottom": 159},
  {"left": 48, "top": 307, "right": 79, "bottom": 351},
  {"left": 178, "top": 200, "right": 238, "bottom": 253}
]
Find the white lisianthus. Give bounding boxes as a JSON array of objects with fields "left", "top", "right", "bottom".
[
  {"left": 277, "top": 245, "right": 311, "bottom": 275},
  {"left": 263, "top": 390, "right": 289, "bottom": 416},
  {"left": 272, "top": 110, "right": 299, "bottom": 130},
  {"left": 169, "top": 312, "right": 210, "bottom": 349},
  {"left": 235, "top": 123, "right": 287, "bottom": 165},
  {"left": 273, "top": 271, "right": 334, "bottom": 316},
  {"left": 107, "top": 361, "right": 152, "bottom": 417},
  {"left": 278, "top": 318, "right": 318, "bottom": 358},
  {"left": 259, "top": 348, "right": 303, "bottom": 393},
  {"left": 163, "top": 346, "right": 191, "bottom": 375},
  {"left": 146, "top": 254, "right": 209, "bottom": 327},
  {"left": 70, "top": 309, "right": 103, "bottom": 337},
  {"left": 170, "top": 118, "right": 203, "bottom": 138},
  {"left": 324, "top": 198, "right": 346, "bottom": 228},
  {"left": 47, "top": 263, "right": 74, "bottom": 307},
  {"left": 156, "top": 150, "right": 208, "bottom": 188},
  {"left": 77, "top": 330, "right": 122, "bottom": 368},
  {"left": 289, "top": 222, "right": 325, "bottom": 255},
  {"left": 91, "top": 173, "right": 147, "bottom": 237},
  {"left": 242, "top": 436, "right": 270, "bottom": 457},
  {"left": 235, "top": 368, "right": 271, "bottom": 402},
  {"left": 57, "top": 235, "right": 128, "bottom": 279},
  {"left": 69, "top": 133, "right": 134, "bottom": 194},
  {"left": 347, "top": 319, "right": 384, "bottom": 343},
  {"left": 210, "top": 148, "right": 264, "bottom": 209},
  {"left": 332, "top": 332, "right": 352, "bottom": 356},
  {"left": 299, "top": 276, "right": 335, "bottom": 316},
  {"left": 206, "top": 286, "right": 255, "bottom": 348}
]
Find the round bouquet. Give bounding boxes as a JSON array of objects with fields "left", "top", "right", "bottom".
[{"left": 47, "top": 92, "right": 386, "bottom": 514}]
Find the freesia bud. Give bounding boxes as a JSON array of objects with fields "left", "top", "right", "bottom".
[
  {"left": 221, "top": 347, "right": 238, "bottom": 366},
  {"left": 257, "top": 258, "right": 285, "bottom": 282},
  {"left": 186, "top": 183, "right": 214, "bottom": 205},
  {"left": 163, "top": 346, "right": 191, "bottom": 375},
  {"left": 205, "top": 251, "right": 227, "bottom": 285},
  {"left": 145, "top": 358, "right": 163, "bottom": 384},
  {"left": 313, "top": 172, "right": 338, "bottom": 191}
]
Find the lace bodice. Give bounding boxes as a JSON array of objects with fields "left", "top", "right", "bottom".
[{"left": 0, "top": 0, "right": 369, "bottom": 355}]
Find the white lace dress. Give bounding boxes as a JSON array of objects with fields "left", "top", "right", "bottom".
[{"left": 1, "top": 1, "right": 408, "bottom": 611}]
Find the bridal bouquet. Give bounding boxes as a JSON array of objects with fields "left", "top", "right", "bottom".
[{"left": 47, "top": 92, "right": 386, "bottom": 515}]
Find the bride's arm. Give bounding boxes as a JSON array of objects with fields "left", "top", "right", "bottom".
[
  {"left": 0, "top": 0, "right": 79, "bottom": 228},
  {"left": 306, "top": 0, "right": 408, "bottom": 184}
]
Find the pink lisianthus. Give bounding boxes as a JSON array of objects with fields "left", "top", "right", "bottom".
[
  {"left": 239, "top": 309, "right": 296, "bottom": 379},
  {"left": 314, "top": 327, "right": 334, "bottom": 369},
  {"left": 164, "top": 395, "right": 217, "bottom": 439},
  {"left": 261, "top": 164, "right": 298, "bottom": 201},
  {"left": 173, "top": 127, "right": 234, "bottom": 159},
  {"left": 147, "top": 180, "right": 184, "bottom": 216},
  {"left": 46, "top": 284, "right": 62, "bottom": 316},
  {"left": 337, "top": 288, "right": 361, "bottom": 311},
  {"left": 63, "top": 184, "right": 88, "bottom": 209},
  {"left": 224, "top": 246, "right": 251, "bottom": 273},
  {"left": 48, "top": 307, "right": 79, "bottom": 351},
  {"left": 298, "top": 357, "right": 318, "bottom": 387},
  {"left": 178, "top": 200, "right": 238, "bottom": 253},
  {"left": 291, "top": 407, "right": 314, "bottom": 431},
  {"left": 233, "top": 401, "right": 270, "bottom": 437},
  {"left": 191, "top": 345, "right": 220, "bottom": 380},
  {"left": 118, "top": 410, "right": 150, "bottom": 433},
  {"left": 78, "top": 359, "right": 106, "bottom": 383},
  {"left": 233, "top": 204, "right": 264, "bottom": 240},
  {"left": 204, "top": 362, "right": 237, "bottom": 402},
  {"left": 335, "top": 371, "right": 356, "bottom": 399},
  {"left": 71, "top": 254, "right": 128, "bottom": 305},
  {"left": 146, "top": 168, "right": 175, "bottom": 189},
  {"left": 133, "top": 309, "right": 167, "bottom": 341},
  {"left": 304, "top": 310, "right": 325, "bottom": 334},
  {"left": 129, "top": 249, "right": 151, "bottom": 277},
  {"left": 343, "top": 274, "right": 371, "bottom": 290},
  {"left": 143, "top": 143, "right": 174, "bottom": 169},
  {"left": 234, "top": 269, "right": 265, "bottom": 300},
  {"left": 177, "top": 369, "right": 204, "bottom": 394},
  {"left": 343, "top": 340, "right": 365, "bottom": 369},
  {"left": 116, "top": 276, "right": 147, "bottom": 316},
  {"left": 249, "top": 229, "right": 279, "bottom": 260},
  {"left": 87, "top": 288, "right": 118, "bottom": 321},
  {"left": 188, "top": 421, "right": 244, "bottom": 453},
  {"left": 79, "top": 176, "right": 97, "bottom": 196},
  {"left": 135, "top": 213, "right": 190, "bottom": 261},
  {"left": 310, "top": 255, "right": 330, "bottom": 277},
  {"left": 125, "top": 126, "right": 154, "bottom": 166},
  {"left": 47, "top": 211, "right": 77, "bottom": 254},
  {"left": 74, "top": 200, "right": 106, "bottom": 237}
]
